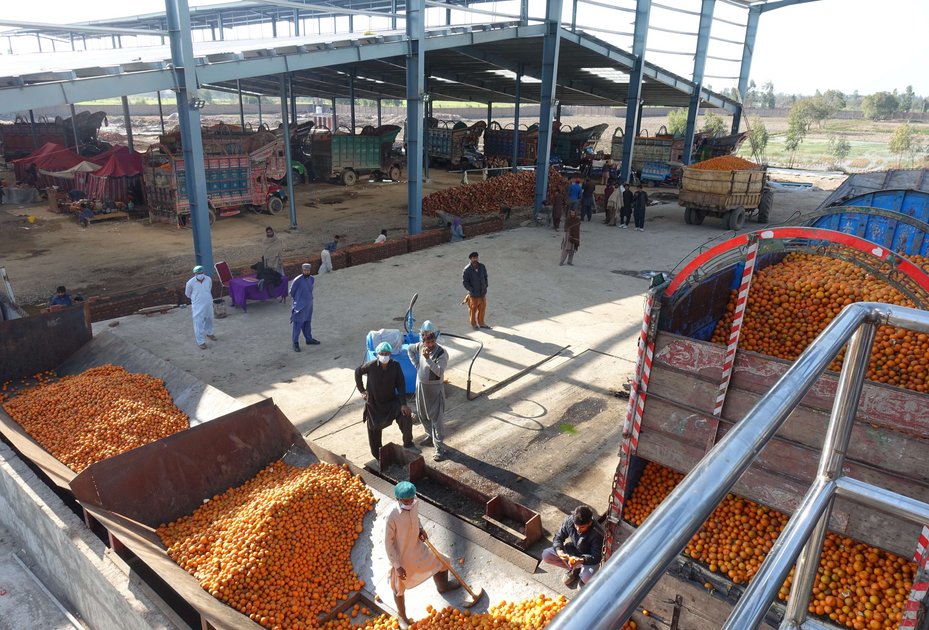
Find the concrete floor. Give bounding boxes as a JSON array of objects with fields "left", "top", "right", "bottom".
[
  {"left": 90, "top": 185, "right": 832, "bottom": 617},
  {"left": 0, "top": 525, "right": 82, "bottom": 630}
]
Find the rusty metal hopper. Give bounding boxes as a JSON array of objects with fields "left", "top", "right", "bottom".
[
  {"left": 0, "top": 331, "right": 244, "bottom": 490},
  {"left": 69, "top": 398, "right": 390, "bottom": 630}
]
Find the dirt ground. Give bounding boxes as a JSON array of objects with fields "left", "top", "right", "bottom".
[{"left": 0, "top": 112, "right": 844, "bottom": 308}]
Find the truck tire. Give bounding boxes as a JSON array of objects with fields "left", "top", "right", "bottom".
[
  {"left": 757, "top": 189, "right": 774, "bottom": 223},
  {"left": 388, "top": 165, "right": 402, "bottom": 181},
  {"left": 266, "top": 196, "right": 284, "bottom": 215},
  {"left": 341, "top": 169, "right": 357, "bottom": 187},
  {"left": 727, "top": 207, "right": 746, "bottom": 230},
  {"left": 685, "top": 208, "right": 704, "bottom": 225}
]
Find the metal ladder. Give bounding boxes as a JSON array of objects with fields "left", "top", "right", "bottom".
[{"left": 549, "top": 302, "right": 929, "bottom": 630}]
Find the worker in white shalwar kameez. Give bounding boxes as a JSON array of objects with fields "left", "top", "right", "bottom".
[
  {"left": 184, "top": 265, "right": 216, "bottom": 349},
  {"left": 407, "top": 321, "right": 449, "bottom": 461},
  {"left": 385, "top": 481, "right": 459, "bottom": 627}
]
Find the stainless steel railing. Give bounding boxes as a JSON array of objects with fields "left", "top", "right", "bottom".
[{"left": 548, "top": 302, "right": 929, "bottom": 630}]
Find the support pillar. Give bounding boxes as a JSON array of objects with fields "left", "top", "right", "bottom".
[
  {"left": 349, "top": 70, "right": 357, "bottom": 132},
  {"left": 405, "top": 0, "right": 425, "bottom": 235},
  {"left": 272, "top": 18, "right": 277, "bottom": 37},
  {"left": 391, "top": 0, "right": 398, "bottom": 30},
  {"left": 28, "top": 110, "right": 37, "bottom": 149},
  {"left": 237, "top": 80, "right": 245, "bottom": 129},
  {"left": 258, "top": 96, "right": 263, "bottom": 125},
  {"left": 377, "top": 99, "right": 382, "bottom": 127},
  {"left": 511, "top": 65, "right": 522, "bottom": 173},
  {"left": 619, "top": 0, "right": 652, "bottom": 184},
  {"left": 280, "top": 75, "right": 298, "bottom": 229},
  {"left": 520, "top": 0, "right": 529, "bottom": 24},
  {"left": 121, "top": 96, "right": 134, "bottom": 151},
  {"left": 166, "top": 0, "right": 214, "bottom": 272},
  {"left": 533, "top": 0, "right": 563, "bottom": 212},
  {"left": 682, "top": 0, "right": 715, "bottom": 165},
  {"left": 289, "top": 75, "right": 297, "bottom": 126},
  {"left": 732, "top": 5, "right": 760, "bottom": 134},
  {"left": 69, "top": 33, "right": 75, "bottom": 51},
  {"left": 294, "top": 9, "right": 300, "bottom": 35},
  {"left": 487, "top": 101, "right": 492, "bottom": 126},
  {"left": 571, "top": 0, "right": 578, "bottom": 31},
  {"left": 331, "top": 97, "right": 337, "bottom": 129},
  {"left": 218, "top": 13, "right": 225, "bottom": 40},
  {"left": 68, "top": 104, "right": 80, "bottom": 151},
  {"left": 157, "top": 91, "right": 166, "bottom": 134}
]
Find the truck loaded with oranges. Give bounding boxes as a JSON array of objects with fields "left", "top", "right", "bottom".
[
  {"left": 602, "top": 170, "right": 929, "bottom": 630},
  {"left": 678, "top": 154, "right": 775, "bottom": 229}
]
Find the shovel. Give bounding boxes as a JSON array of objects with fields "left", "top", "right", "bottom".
[{"left": 422, "top": 537, "right": 485, "bottom": 608}]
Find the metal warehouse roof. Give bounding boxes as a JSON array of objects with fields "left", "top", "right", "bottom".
[{"left": 0, "top": 22, "right": 737, "bottom": 114}]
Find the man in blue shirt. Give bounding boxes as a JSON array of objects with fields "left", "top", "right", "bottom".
[
  {"left": 324, "top": 235, "right": 340, "bottom": 252},
  {"left": 49, "top": 286, "right": 73, "bottom": 308},
  {"left": 290, "top": 263, "right": 320, "bottom": 352},
  {"left": 567, "top": 179, "right": 583, "bottom": 213},
  {"left": 541, "top": 505, "right": 603, "bottom": 589}
]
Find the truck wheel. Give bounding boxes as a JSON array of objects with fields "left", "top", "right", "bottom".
[
  {"left": 685, "top": 208, "right": 704, "bottom": 225},
  {"left": 266, "top": 196, "right": 284, "bottom": 215},
  {"left": 389, "top": 165, "right": 402, "bottom": 181},
  {"left": 757, "top": 190, "right": 773, "bottom": 223},
  {"left": 341, "top": 169, "right": 357, "bottom": 187},
  {"left": 727, "top": 207, "right": 746, "bottom": 230}
]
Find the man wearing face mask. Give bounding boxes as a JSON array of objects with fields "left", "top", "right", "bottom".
[
  {"left": 385, "top": 481, "right": 460, "bottom": 628},
  {"left": 184, "top": 265, "right": 217, "bottom": 350},
  {"left": 290, "top": 263, "right": 320, "bottom": 352},
  {"left": 355, "top": 342, "right": 414, "bottom": 459}
]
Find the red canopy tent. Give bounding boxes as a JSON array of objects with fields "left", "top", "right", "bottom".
[
  {"left": 73, "top": 146, "right": 145, "bottom": 204},
  {"left": 11, "top": 143, "right": 86, "bottom": 188}
]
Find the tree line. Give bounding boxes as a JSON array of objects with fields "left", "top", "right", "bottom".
[{"left": 720, "top": 82, "right": 927, "bottom": 119}]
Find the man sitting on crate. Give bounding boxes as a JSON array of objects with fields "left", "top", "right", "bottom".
[{"left": 541, "top": 505, "right": 603, "bottom": 589}]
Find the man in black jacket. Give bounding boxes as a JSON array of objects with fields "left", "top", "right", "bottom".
[
  {"left": 355, "top": 342, "right": 414, "bottom": 459},
  {"left": 462, "top": 251, "right": 490, "bottom": 330},
  {"left": 620, "top": 182, "right": 635, "bottom": 228},
  {"left": 541, "top": 505, "right": 603, "bottom": 589}
]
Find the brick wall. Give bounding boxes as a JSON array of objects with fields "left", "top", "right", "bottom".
[
  {"left": 88, "top": 287, "right": 178, "bottom": 323},
  {"left": 383, "top": 238, "right": 410, "bottom": 259},
  {"left": 463, "top": 216, "right": 504, "bottom": 238},
  {"left": 407, "top": 229, "right": 450, "bottom": 252},
  {"left": 344, "top": 243, "right": 391, "bottom": 266}
]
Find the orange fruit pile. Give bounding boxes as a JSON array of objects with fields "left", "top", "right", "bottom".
[
  {"left": 406, "top": 595, "right": 629, "bottom": 629},
  {"left": 626, "top": 462, "right": 915, "bottom": 629},
  {"left": 2, "top": 364, "right": 188, "bottom": 471},
  {"left": 157, "top": 461, "right": 375, "bottom": 630},
  {"left": 0, "top": 370, "right": 58, "bottom": 404},
  {"left": 711, "top": 253, "right": 929, "bottom": 392},
  {"left": 690, "top": 155, "right": 759, "bottom": 171},
  {"left": 320, "top": 607, "right": 399, "bottom": 629}
]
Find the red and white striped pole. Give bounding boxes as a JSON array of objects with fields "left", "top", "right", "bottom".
[
  {"left": 713, "top": 234, "right": 760, "bottom": 417},
  {"left": 603, "top": 287, "right": 659, "bottom": 560},
  {"left": 901, "top": 526, "right": 929, "bottom": 629}
]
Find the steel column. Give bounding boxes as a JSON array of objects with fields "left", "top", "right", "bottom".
[
  {"left": 69, "top": 32, "right": 75, "bottom": 51},
  {"left": 258, "top": 96, "right": 263, "bottom": 125},
  {"left": 571, "top": 0, "right": 578, "bottom": 31},
  {"left": 682, "top": 0, "right": 714, "bottom": 165},
  {"left": 405, "top": 0, "right": 425, "bottom": 235},
  {"left": 511, "top": 65, "right": 522, "bottom": 173},
  {"left": 619, "top": 0, "right": 651, "bottom": 184},
  {"left": 349, "top": 69, "right": 356, "bottom": 132},
  {"left": 391, "top": 0, "right": 398, "bottom": 29},
  {"left": 280, "top": 75, "right": 298, "bottom": 229},
  {"left": 423, "top": 77, "right": 430, "bottom": 181},
  {"left": 377, "top": 99, "right": 382, "bottom": 126},
  {"left": 237, "top": 80, "right": 245, "bottom": 129},
  {"left": 121, "top": 96, "right": 134, "bottom": 151},
  {"left": 272, "top": 18, "right": 277, "bottom": 37},
  {"left": 218, "top": 13, "right": 225, "bottom": 40},
  {"left": 68, "top": 104, "right": 80, "bottom": 150},
  {"left": 289, "top": 75, "right": 297, "bottom": 126},
  {"left": 28, "top": 110, "right": 37, "bottom": 149},
  {"left": 165, "top": 0, "right": 214, "bottom": 272},
  {"left": 486, "top": 101, "right": 492, "bottom": 126},
  {"left": 731, "top": 5, "right": 760, "bottom": 134},
  {"left": 294, "top": 10, "right": 300, "bottom": 35},
  {"left": 520, "top": 0, "right": 529, "bottom": 25},
  {"left": 533, "top": 0, "right": 563, "bottom": 212},
  {"left": 157, "top": 91, "right": 166, "bottom": 134}
]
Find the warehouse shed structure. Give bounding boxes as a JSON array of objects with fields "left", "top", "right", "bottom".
[{"left": 0, "top": 0, "right": 815, "bottom": 272}]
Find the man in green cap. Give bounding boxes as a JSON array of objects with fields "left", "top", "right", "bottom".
[
  {"left": 385, "top": 481, "right": 460, "bottom": 627},
  {"left": 184, "top": 265, "right": 217, "bottom": 349},
  {"left": 355, "top": 342, "right": 413, "bottom": 459}
]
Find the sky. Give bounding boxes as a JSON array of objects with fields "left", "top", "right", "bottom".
[{"left": 0, "top": 0, "right": 927, "bottom": 97}]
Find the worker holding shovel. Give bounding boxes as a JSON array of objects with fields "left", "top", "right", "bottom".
[{"left": 385, "top": 481, "right": 462, "bottom": 628}]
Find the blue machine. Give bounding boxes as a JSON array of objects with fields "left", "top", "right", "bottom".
[{"left": 364, "top": 294, "right": 422, "bottom": 394}]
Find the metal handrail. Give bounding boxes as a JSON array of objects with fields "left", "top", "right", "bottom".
[{"left": 549, "top": 302, "right": 929, "bottom": 630}]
